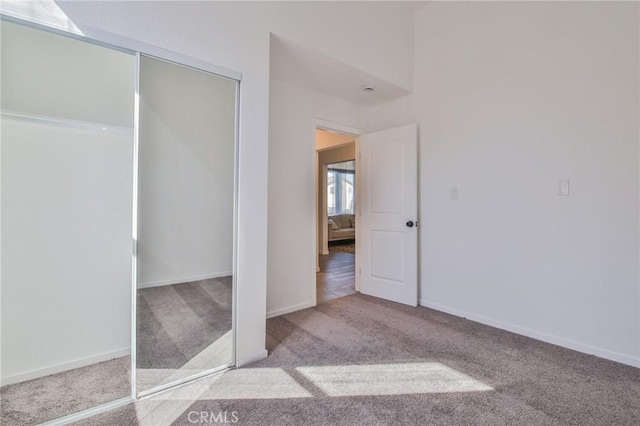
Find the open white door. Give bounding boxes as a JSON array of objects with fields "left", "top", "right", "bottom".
[{"left": 358, "top": 124, "right": 418, "bottom": 306}]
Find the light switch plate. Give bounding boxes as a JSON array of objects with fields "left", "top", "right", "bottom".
[{"left": 558, "top": 179, "right": 570, "bottom": 196}]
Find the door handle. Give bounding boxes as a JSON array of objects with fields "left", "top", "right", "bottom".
[{"left": 406, "top": 220, "right": 415, "bottom": 228}]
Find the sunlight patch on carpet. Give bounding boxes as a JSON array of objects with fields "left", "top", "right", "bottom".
[
  {"left": 197, "top": 368, "right": 313, "bottom": 400},
  {"left": 133, "top": 368, "right": 312, "bottom": 425},
  {"left": 296, "top": 362, "right": 493, "bottom": 396}
]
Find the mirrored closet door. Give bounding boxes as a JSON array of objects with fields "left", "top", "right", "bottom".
[
  {"left": 1, "top": 20, "right": 135, "bottom": 425},
  {"left": 135, "top": 54, "right": 237, "bottom": 395},
  {"left": 1, "top": 15, "right": 239, "bottom": 424}
]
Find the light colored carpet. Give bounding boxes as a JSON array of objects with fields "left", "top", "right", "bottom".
[
  {"left": 1, "top": 278, "right": 233, "bottom": 425},
  {"left": 137, "top": 277, "right": 233, "bottom": 391},
  {"left": 74, "top": 294, "right": 640, "bottom": 425},
  {"left": 0, "top": 356, "right": 130, "bottom": 426},
  {"left": 137, "top": 277, "right": 232, "bottom": 369}
]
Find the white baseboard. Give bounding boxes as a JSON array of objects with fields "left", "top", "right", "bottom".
[
  {"left": 267, "top": 301, "right": 315, "bottom": 319},
  {"left": 236, "top": 349, "right": 268, "bottom": 367},
  {"left": 138, "top": 271, "right": 232, "bottom": 289},
  {"left": 419, "top": 299, "right": 640, "bottom": 368},
  {"left": 1, "top": 347, "right": 131, "bottom": 386}
]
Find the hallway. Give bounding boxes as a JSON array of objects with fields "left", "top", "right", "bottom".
[{"left": 316, "top": 243, "right": 356, "bottom": 303}]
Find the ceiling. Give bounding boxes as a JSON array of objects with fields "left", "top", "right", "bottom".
[
  {"left": 316, "top": 129, "right": 355, "bottom": 151},
  {"left": 269, "top": 35, "right": 411, "bottom": 107}
]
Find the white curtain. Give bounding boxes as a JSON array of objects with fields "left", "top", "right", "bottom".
[{"left": 327, "top": 160, "right": 355, "bottom": 215}]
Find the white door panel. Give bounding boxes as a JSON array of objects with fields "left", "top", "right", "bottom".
[{"left": 358, "top": 124, "right": 417, "bottom": 306}]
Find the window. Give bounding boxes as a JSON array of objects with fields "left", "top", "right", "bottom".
[{"left": 327, "top": 160, "right": 355, "bottom": 215}]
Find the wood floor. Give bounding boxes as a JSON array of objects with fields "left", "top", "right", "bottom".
[{"left": 317, "top": 246, "right": 356, "bottom": 303}]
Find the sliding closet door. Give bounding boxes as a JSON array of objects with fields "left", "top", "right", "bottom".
[
  {"left": 136, "top": 55, "right": 237, "bottom": 394},
  {"left": 0, "top": 20, "right": 135, "bottom": 424}
]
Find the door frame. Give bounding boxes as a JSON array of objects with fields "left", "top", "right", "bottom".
[{"left": 311, "top": 119, "right": 362, "bottom": 306}]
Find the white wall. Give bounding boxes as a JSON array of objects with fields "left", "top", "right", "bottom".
[
  {"left": 319, "top": 143, "right": 356, "bottom": 165},
  {"left": 366, "top": 2, "right": 640, "bottom": 366},
  {"left": 267, "top": 79, "right": 362, "bottom": 318},
  {"left": 25, "top": 1, "right": 415, "bottom": 94},
  {"left": 52, "top": 0, "right": 413, "bottom": 363},
  {"left": 1, "top": 118, "right": 133, "bottom": 384},
  {"left": 1, "top": 21, "right": 135, "bottom": 384},
  {"left": 6, "top": 1, "right": 636, "bottom": 371},
  {"left": 0, "top": 20, "right": 134, "bottom": 127},
  {"left": 137, "top": 55, "right": 236, "bottom": 288}
]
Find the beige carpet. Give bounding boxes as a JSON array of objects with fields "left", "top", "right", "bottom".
[
  {"left": 76, "top": 294, "right": 640, "bottom": 425},
  {"left": 1, "top": 279, "right": 233, "bottom": 425},
  {"left": 138, "top": 277, "right": 232, "bottom": 369},
  {"left": 0, "top": 356, "right": 130, "bottom": 426},
  {"left": 137, "top": 277, "right": 233, "bottom": 391}
]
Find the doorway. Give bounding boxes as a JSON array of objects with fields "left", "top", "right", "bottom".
[
  {"left": 316, "top": 129, "right": 358, "bottom": 303},
  {"left": 313, "top": 122, "right": 419, "bottom": 308}
]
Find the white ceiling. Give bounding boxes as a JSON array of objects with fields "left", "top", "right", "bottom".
[{"left": 269, "top": 35, "right": 411, "bottom": 107}]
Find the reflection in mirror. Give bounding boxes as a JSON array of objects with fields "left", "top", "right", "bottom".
[
  {"left": 136, "top": 55, "right": 236, "bottom": 393},
  {"left": 0, "top": 20, "right": 134, "bottom": 424}
]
